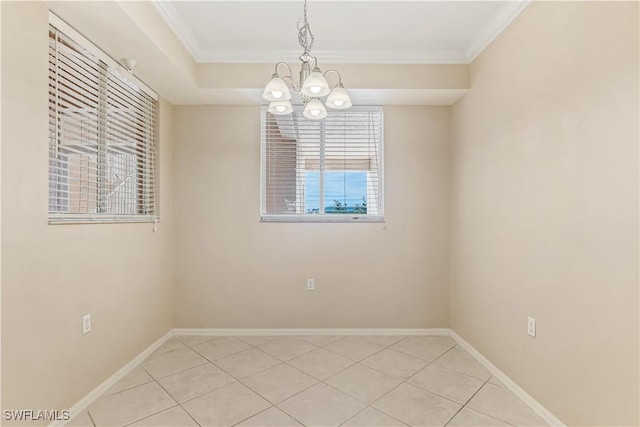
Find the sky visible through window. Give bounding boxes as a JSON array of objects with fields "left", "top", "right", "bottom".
[{"left": 305, "top": 171, "right": 367, "bottom": 214}]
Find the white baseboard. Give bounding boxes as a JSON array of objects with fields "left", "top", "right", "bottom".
[
  {"left": 449, "top": 330, "right": 565, "bottom": 427},
  {"left": 173, "top": 328, "right": 450, "bottom": 336},
  {"left": 52, "top": 330, "right": 174, "bottom": 427}
]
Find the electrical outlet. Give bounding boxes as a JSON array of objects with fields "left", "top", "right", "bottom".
[
  {"left": 82, "top": 314, "right": 91, "bottom": 335},
  {"left": 307, "top": 278, "right": 315, "bottom": 291},
  {"left": 527, "top": 317, "right": 536, "bottom": 337}
]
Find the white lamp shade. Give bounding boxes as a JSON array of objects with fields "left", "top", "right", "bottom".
[
  {"left": 326, "top": 85, "right": 352, "bottom": 109},
  {"left": 303, "top": 99, "right": 328, "bottom": 120},
  {"left": 301, "top": 67, "right": 330, "bottom": 98},
  {"left": 263, "top": 75, "right": 291, "bottom": 101},
  {"left": 268, "top": 100, "right": 293, "bottom": 115}
]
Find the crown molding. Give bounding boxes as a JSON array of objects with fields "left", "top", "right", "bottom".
[
  {"left": 190, "top": 48, "right": 469, "bottom": 64},
  {"left": 152, "top": 0, "right": 531, "bottom": 65},
  {"left": 152, "top": 0, "right": 201, "bottom": 62},
  {"left": 465, "top": 0, "right": 532, "bottom": 62}
]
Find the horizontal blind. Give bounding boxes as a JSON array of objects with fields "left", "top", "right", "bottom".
[
  {"left": 48, "top": 22, "right": 157, "bottom": 221},
  {"left": 261, "top": 108, "right": 383, "bottom": 221}
]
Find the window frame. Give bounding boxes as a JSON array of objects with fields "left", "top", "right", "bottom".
[
  {"left": 260, "top": 105, "right": 384, "bottom": 223},
  {"left": 48, "top": 13, "right": 159, "bottom": 225}
]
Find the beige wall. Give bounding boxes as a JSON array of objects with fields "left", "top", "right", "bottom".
[
  {"left": 450, "top": 2, "right": 639, "bottom": 425},
  {"left": 2, "top": 1, "right": 638, "bottom": 425},
  {"left": 1, "top": 1, "right": 174, "bottom": 419},
  {"left": 172, "top": 105, "right": 451, "bottom": 328},
  {"left": 0, "top": 0, "right": 3, "bottom": 413}
]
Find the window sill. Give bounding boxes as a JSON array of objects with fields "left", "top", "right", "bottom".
[
  {"left": 48, "top": 214, "right": 159, "bottom": 225},
  {"left": 261, "top": 215, "right": 385, "bottom": 223}
]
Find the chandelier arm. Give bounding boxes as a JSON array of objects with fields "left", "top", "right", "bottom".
[
  {"left": 282, "top": 75, "right": 301, "bottom": 91},
  {"left": 322, "top": 69, "right": 343, "bottom": 86},
  {"left": 274, "top": 62, "right": 293, "bottom": 78}
]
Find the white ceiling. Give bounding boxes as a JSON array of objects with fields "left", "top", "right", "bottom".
[
  {"left": 153, "top": 0, "right": 530, "bottom": 64},
  {"left": 49, "top": 1, "right": 530, "bottom": 105}
]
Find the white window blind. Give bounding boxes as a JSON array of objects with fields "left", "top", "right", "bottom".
[
  {"left": 261, "top": 107, "right": 384, "bottom": 222},
  {"left": 48, "top": 16, "right": 158, "bottom": 223}
]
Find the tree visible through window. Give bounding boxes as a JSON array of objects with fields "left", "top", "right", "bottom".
[{"left": 304, "top": 171, "right": 368, "bottom": 214}]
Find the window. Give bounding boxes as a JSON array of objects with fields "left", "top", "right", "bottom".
[
  {"left": 48, "top": 14, "right": 158, "bottom": 223},
  {"left": 261, "top": 107, "right": 383, "bottom": 222}
]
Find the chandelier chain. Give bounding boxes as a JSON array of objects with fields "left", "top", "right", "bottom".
[{"left": 297, "top": 0, "right": 314, "bottom": 55}]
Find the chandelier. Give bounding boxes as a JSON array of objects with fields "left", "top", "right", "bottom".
[{"left": 262, "top": 0, "right": 352, "bottom": 120}]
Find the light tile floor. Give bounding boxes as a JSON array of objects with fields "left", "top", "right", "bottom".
[{"left": 66, "top": 335, "right": 547, "bottom": 427}]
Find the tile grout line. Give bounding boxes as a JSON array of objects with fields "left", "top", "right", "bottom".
[
  {"left": 342, "top": 338, "right": 463, "bottom": 425},
  {"left": 209, "top": 336, "right": 332, "bottom": 385},
  {"left": 142, "top": 366, "right": 204, "bottom": 427},
  {"left": 255, "top": 337, "right": 320, "bottom": 366},
  {"left": 145, "top": 343, "right": 191, "bottom": 361},
  {"left": 339, "top": 403, "right": 409, "bottom": 427},
  {"left": 181, "top": 336, "right": 280, "bottom": 392},
  {"left": 80, "top": 336, "right": 368, "bottom": 425},
  {"left": 92, "top": 334, "right": 510, "bottom": 427},
  {"left": 429, "top": 346, "right": 496, "bottom": 381},
  {"left": 86, "top": 369, "right": 176, "bottom": 426},
  {"left": 227, "top": 335, "right": 402, "bottom": 425},
  {"left": 103, "top": 335, "right": 448, "bottom": 424},
  {"left": 211, "top": 346, "right": 284, "bottom": 380},
  {"left": 160, "top": 361, "right": 212, "bottom": 381},
  {"left": 98, "top": 378, "right": 156, "bottom": 400},
  {"left": 171, "top": 372, "right": 239, "bottom": 407},
  {"left": 176, "top": 402, "right": 203, "bottom": 427},
  {"left": 233, "top": 359, "right": 323, "bottom": 423},
  {"left": 139, "top": 357, "right": 235, "bottom": 424},
  {"left": 453, "top": 383, "right": 520, "bottom": 427},
  {"left": 120, "top": 370, "right": 183, "bottom": 427},
  {"left": 257, "top": 335, "right": 459, "bottom": 426},
  {"left": 326, "top": 336, "right": 432, "bottom": 425},
  {"left": 144, "top": 358, "right": 211, "bottom": 383},
  {"left": 442, "top": 376, "right": 492, "bottom": 427},
  {"left": 218, "top": 335, "right": 502, "bottom": 427},
  {"left": 238, "top": 361, "right": 315, "bottom": 396},
  {"left": 189, "top": 338, "right": 254, "bottom": 364},
  {"left": 399, "top": 344, "right": 506, "bottom": 413},
  {"left": 416, "top": 345, "right": 525, "bottom": 425},
  {"left": 193, "top": 337, "right": 320, "bottom": 425},
  {"left": 404, "top": 366, "right": 486, "bottom": 407},
  {"left": 272, "top": 336, "right": 399, "bottom": 425},
  {"left": 90, "top": 345, "right": 195, "bottom": 403},
  {"left": 176, "top": 335, "right": 222, "bottom": 347},
  {"left": 230, "top": 403, "right": 307, "bottom": 427},
  {"left": 229, "top": 405, "right": 276, "bottom": 427},
  {"left": 121, "top": 404, "right": 177, "bottom": 427},
  {"left": 170, "top": 337, "right": 321, "bottom": 424}
]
